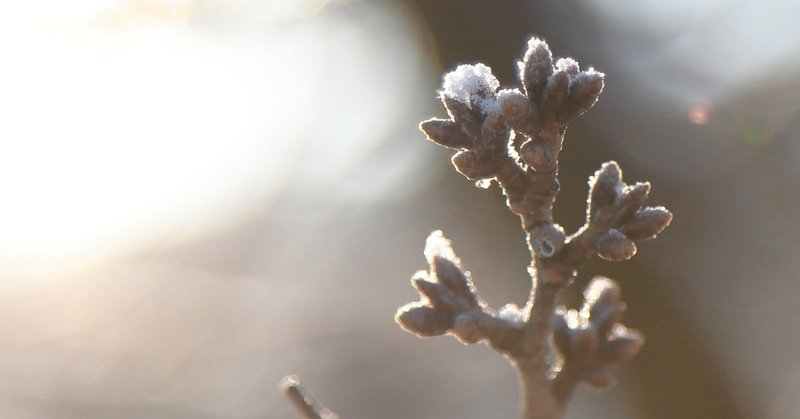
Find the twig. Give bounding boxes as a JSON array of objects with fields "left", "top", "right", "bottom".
[
  {"left": 395, "top": 36, "right": 672, "bottom": 419},
  {"left": 279, "top": 375, "right": 339, "bottom": 419}
]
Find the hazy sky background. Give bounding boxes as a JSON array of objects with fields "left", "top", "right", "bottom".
[{"left": 1, "top": 0, "right": 800, "bottom": 418}]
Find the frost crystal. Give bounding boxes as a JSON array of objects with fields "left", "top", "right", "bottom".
[
  {"left": 442, "top": 64, "right": 500, "bottom": 114},
  {"left": 495, "top": 88, "right": 521, "bottom": 106},
  {"left": 424, "top": 230, "right": 460, "bottom": 266},
  {"left": 499, "top": 303, "right": 525, "bottom": 327},
  {"left": 570, "top": 68, "right": 605, "bottom": 85},
  {"left": 555, "top": 57, "right": 579, "bottom": 74}
]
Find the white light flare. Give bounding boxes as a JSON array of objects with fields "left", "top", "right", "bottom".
[{"left": 0, "top": 0, "right": 428, "bottom": 279}]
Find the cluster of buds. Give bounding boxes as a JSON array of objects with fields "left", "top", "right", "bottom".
[
  {"left": 396, "top": 36, "right": 672, "bottom": 419},
  {"left": 551, "top": 278, "right": 643, "bottom": 389},
  {"left": 583, "top": 161, "right": 673, "bottom": 261},
  {"left": 395, "top": 231, "right": 522, "bottom": 348},
  {"left": 418, "top": 63, "right": 509, "bottom": 181},
  {"left": 419, "top": 38, "right": 605, "bottom": 185}
]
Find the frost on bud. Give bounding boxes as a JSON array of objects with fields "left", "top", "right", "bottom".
[
  {"left": 442, "top": 95, "right": 482, "bottom": 139},
  {"left": 497, "top": 89, "right": 531, "bottom": 129},
  {"left": 595, "top": 229, "right": 637, "bottom": 261},
  {"left": 620, "top": 206, "right": 673, "bottom": 240},
  {"left": 519, "top": 37, "right": 554, "bottom": 103},
  {"left": 398, "top": 232, "right": 484, "bottom": 339},
  {"left": 540, "top": 70, "right": 570, "bottom": 120},
  {"left": 395, "top": 304, "right": 452, "bottom": 336},
  {"left": 520, "top": 139, "right": 556, "bottom": 172},
  {"left": 452, "top": 311, "right": 486, "bottom": 344},
  {"left": 442, "top": 63, "right": 500, "bottom": 115},
  {"left": 588, "top": 161, "right": 623, "bottom": 214},
  {"left": 451, "top": 150, "right": 497, "bottom": 180},
  {"left": 423, "top": 231, "right": 478, "bottom": 307},
  {"left": 617, "top": 182, "right": 651, "bottom": 221},
  {"left": 557, "top": 69, "right": 605, "bottom": 123},
  {"left": 555, "top": 57, "right": 580, "bottom": 76},
  {"left": 527, "top": 223, "right": 566, "bottom": 258},
  {"left": 424, "top": 230, "right": 458, "bottom": 264},
  {"left": 498, "top": 303, "right": 525, "bottom": 327},
  {"left": 419, "top": 119, "right": 472, "bottom": 150}
]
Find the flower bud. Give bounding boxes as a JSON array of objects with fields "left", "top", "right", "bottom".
[
  {"left": 520, "top": 139, "right": 556, "bottom": 172},
  {"left": 419, "top": 119, "right": 472, "bottom": 149},
  {"left": 411, "top": 276, "right": 454, "bottom": 309},
  {"left": 557, "top": 69, "right": 604, "bottom": 123},
  {"left": 451, "top": 150, "right": 496, "bottom": 180},
  {"left": 616, "top": 182, "right": 651, "bottom": 221},
  {"left": 605, "top": 333, "right": 644, "bottom": 364},
  {"left": 431, "top": 256, "right": 477, "bottom": 307},
  {"left": 588, "top": 161, "right": 623, "bottom": 214},
  {"left": 452, "top": 311, "right": 486, "bottom": 344},
  {"left": 571, "top": 326, "right": 598, "bottom": 364},
  {"left": 497, "top": 89, "right": 531, "bottom": 129},
  {"left": 595, "top": 229, "right": 637, "bottom": 261},
  {"left": 519, "top": 38, "right": 554, "bottom": 103},
  {"left": 442, "top": 96, "right": 482, "bottom": 138},
  {"left": 620, "top": 206, "right": 673, "bottom": 240},
  {"left": 540, "top": 70, "right": 570, "bottom": 120},
  {"left": 395, "top": 304, "right": 452, "bottom": 337}
]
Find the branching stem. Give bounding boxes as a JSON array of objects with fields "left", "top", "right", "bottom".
[{"left": 396, "top": 36, "right": 671, "bottom": 419}]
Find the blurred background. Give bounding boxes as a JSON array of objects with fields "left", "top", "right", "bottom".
[{"left": 1, "top": 0, "right": 799, "bottom": 417}]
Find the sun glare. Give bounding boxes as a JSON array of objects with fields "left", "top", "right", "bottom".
[{"left": 0, "top": 0, "right": 422, "bottom": 278}]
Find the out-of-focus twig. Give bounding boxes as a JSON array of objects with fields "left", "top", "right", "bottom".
[{"left": 279, "top": 375, "right": 339, "bottom": 419}]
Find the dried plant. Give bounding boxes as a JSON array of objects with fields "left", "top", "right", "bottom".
[{"left": 394, "top": 37, "right": 672, "bottom": 419}]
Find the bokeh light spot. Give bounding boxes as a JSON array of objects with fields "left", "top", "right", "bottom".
[{"left": 688, "top": 105, "right": 711, "bottom": 125}]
